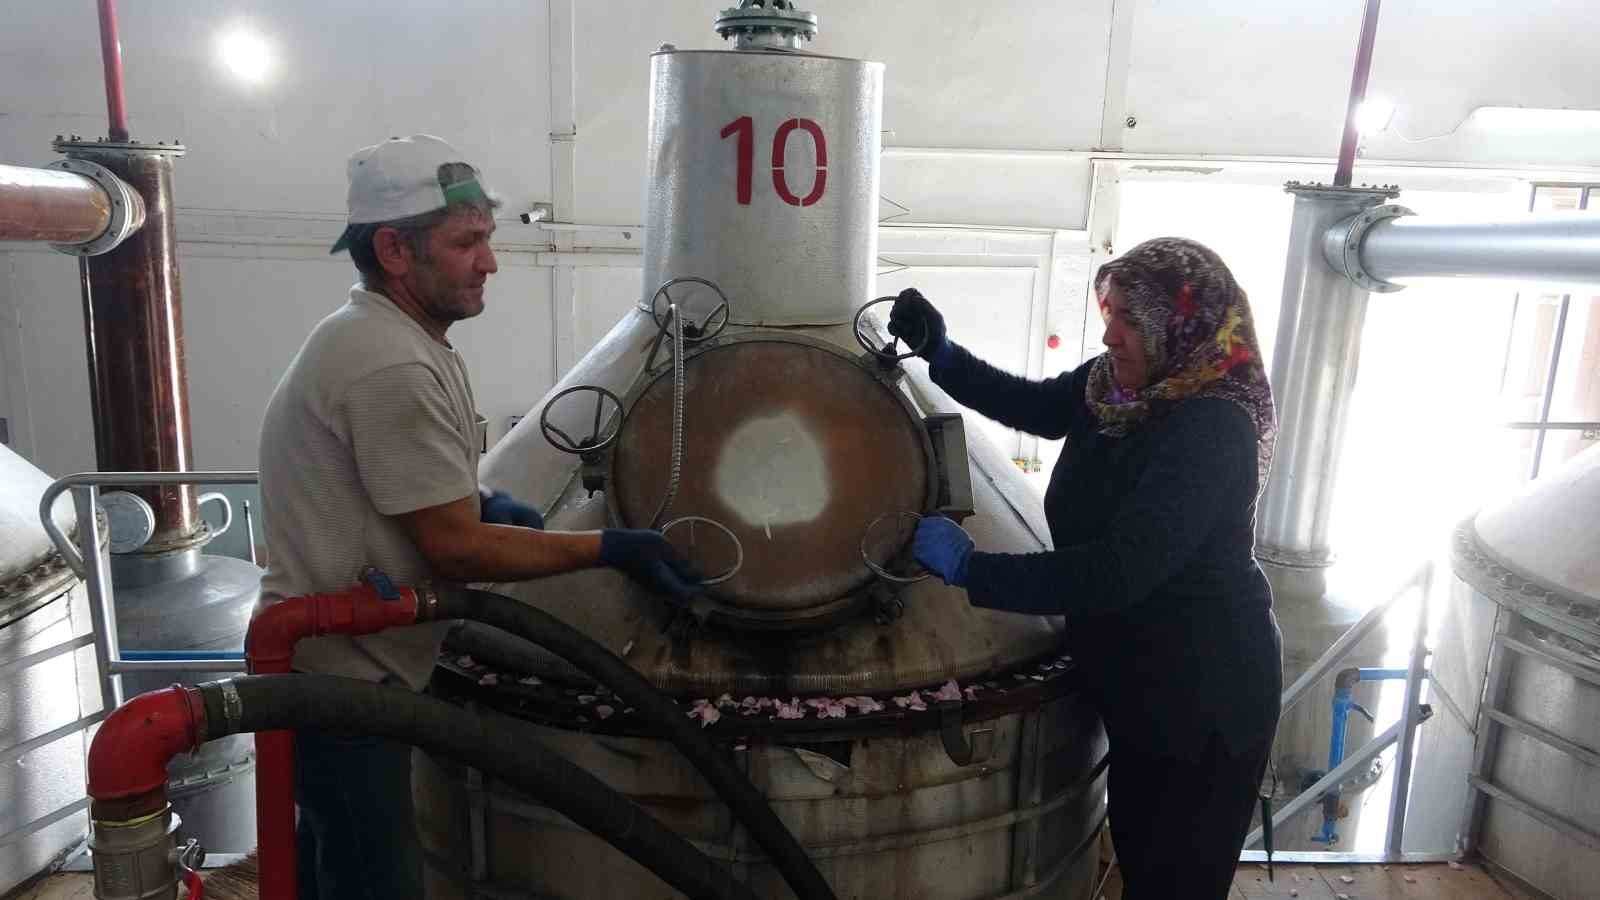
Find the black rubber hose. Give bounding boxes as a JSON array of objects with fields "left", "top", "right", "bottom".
[
  {"left": 199, "top": 675, "right": 759, "bottom": 900},
  {"left": 434, "top": 587, "right": 835, "bottom": 900}
]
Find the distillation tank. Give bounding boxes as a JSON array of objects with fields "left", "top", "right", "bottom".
[
  {"left": 0, "top": 443, "right": 95, "bottom": 896},
  {"left": 411, "top": 4, "right": 1108, "bottom": 897},
  {"left": 1409, "top": 443, "right": 1600, "bottom": 900}
]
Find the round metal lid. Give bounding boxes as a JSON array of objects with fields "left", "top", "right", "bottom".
[
  {"left": 1473, "top": 442, "right": 1600, "bottom": 603},
  {"left": 609, "top": 335, "right": 931, "bottom": 615},
  {"left": 101, "top": 490, "right": 156, "bottom": 554}
]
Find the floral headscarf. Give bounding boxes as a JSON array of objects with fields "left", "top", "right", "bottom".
[{"left": 1087, "top": 237, "right": 1276, "bottom": 486}]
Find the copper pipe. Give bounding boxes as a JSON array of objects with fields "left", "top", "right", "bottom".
[
  {"left": 76, "top": 148, "right": 200, "bottom": 546},
  {"left": 0, "top": 163, "right": 113, "bottom": 244},
  {"left": 1333, "top": 0, "right": 1383, "bottom": 187},
  {"left": 96, "top": 0, "right": 130, "bottom": 142}
]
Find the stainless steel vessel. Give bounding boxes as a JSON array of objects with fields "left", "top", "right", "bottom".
[
  {"left": 0, "top": 443, "right": 95, "bottom": 896},
  {"left": 414, "top": 5, "right": 1107, "bottom": 897},
  {"left": 640, "top": 25, "right": 881, "bottom": 326},
  {"left": 1410, "top": 444, "right": 1600, "bottom": 900}
]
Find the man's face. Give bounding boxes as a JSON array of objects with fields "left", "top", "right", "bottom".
[{"left": 404, "top": 207, "right": 498, "bottom": 324}]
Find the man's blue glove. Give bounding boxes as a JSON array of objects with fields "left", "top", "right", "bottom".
[
  {"left": 599, "top": 529, "right": 704, "bottom": 604},
  {"left": 887, "top": 288, "right": 955, "bottom": 369},
  {"left": 480, "top": 489, "right": 544, "bottom": 529},
  {"left": 913, "top": 516, "right": 975, "bottom": 587}
]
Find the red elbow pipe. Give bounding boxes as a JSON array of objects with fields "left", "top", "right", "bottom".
[
  {"left": 86, "top": 685, "right": 206, "bottom": 815},
  {"left": 247, "top": 583, "right": 425, "bottom": 900},
  {"left": 246, "top": 582, "right": 423, "bottom": 674}
]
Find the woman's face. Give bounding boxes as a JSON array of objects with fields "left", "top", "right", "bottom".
[{"left": 1099, "top": 281, "right": 1151, "bottom": 391}]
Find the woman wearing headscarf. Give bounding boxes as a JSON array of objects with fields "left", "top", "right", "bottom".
[{"left": 890, "top": 237, "right": 1281, "bottom": 899}]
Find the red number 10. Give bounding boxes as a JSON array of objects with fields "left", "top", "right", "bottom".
[{"left": 720, "top": 116, "right": 828, "bottom": 207}]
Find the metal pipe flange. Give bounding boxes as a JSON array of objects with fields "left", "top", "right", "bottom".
[
  {"left": 46, "top": 157, "right": 146, "bottom": 256},
  {"left": 1322, "top": 203, "right": 1415, "bottom": 293},
  {"left": 715, "top": 0, "right": 818, "bottom": 50}
]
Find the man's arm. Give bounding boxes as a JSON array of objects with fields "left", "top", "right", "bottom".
[
  {"left": 341, "top": 365, "right": 696, "bottom": 598},
  {"left": 397, "top": 495, "right": 600, "bottom": 583}
]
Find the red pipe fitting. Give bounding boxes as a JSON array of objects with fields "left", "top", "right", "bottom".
[
  {"left": 247, "top": 582, "right": 424, "bottom": 900},
  {"left": 246, "top": 582, "right": 422, "bottom": 674},
  {"left": 86, "top": 685, "right": 206, "bottom": 809}
]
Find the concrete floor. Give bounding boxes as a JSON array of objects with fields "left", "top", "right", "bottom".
[{"left": 13, "top": 861, "right": 1535, "bottom": 900}]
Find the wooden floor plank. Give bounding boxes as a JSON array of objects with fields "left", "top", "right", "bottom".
[
  {"left": 1392, "top": 863, "right": 1513, "bottom": 900},
  {"left": 1311, "top": 863, "right": 1511, "bottom": 900},
  {"left": 11, "top": 874, "right": 96, "bottom": 900},
  {"left": 1481, "top": 863, "right": 1549, "bottom": 900},
  {"left": 1235, "top": 864, "right": 1341, "bottom": 898}
]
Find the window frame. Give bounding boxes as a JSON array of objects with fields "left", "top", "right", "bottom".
[{"left": 1503, "top": 183, "right": 1600, "bottom": 480}]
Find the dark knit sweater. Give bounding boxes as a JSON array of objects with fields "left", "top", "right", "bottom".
[{"left": 932, "top": 345, "right": 1282, "bottom": 753}]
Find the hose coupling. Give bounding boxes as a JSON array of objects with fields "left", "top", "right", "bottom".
[{"left": 89, "top": 804, "right": 181, "bottom": 900}]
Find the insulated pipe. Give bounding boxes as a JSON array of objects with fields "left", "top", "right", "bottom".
[
  {"left": 432, "top": 587, "right": 838, "bottom": 900},
  {"left": 1256, "top": 184, "right": 1394, "bottom": 568},
  {"left": 245, "top": 584, "right": 423, "bottom": 900},
  {"left": 0, "top": 164, "right": 114, "bottom": 244},
  {"left": 1333, "top": 0, "right": 1383, "bottom": 187},
  {"left": 96, "top": 0, "right": 130, "bottom": 142},
  {"left": 1335, "top": 213, "right": 1600, "bottom": 288},
  {"left": 86, "top": 678, "right": 761, "bottom": 900}
]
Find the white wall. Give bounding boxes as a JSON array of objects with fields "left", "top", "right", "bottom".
[{"left": 3, "top": 0, "right": 1598, "bottom": 476}]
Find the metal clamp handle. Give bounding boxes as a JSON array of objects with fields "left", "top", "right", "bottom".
[
  {"left": 539, "top": 385, "right": 625, "bottom": 455},
  {"left": 853, "top": 296, "right": 930, "bottom": 363},
  {"left": 861, "top": 512, "right": 931, "bottom": 584},
  {"left": 649, "top": 277, "right": 731, "bottom": 344},
  {"left": 659, "top": 516, "right": 744, "bottom": 586},
  {"left": 939, "top": 699, "right": 995, "bottom": 767},
  {"left": 197, "top": 492, "right": 233, "bottom": 539}
]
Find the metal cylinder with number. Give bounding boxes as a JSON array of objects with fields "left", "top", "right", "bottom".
[{"left": 641, "top": 48, "right": 884, "bottom": 326}]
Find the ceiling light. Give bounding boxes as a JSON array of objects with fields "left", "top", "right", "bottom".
[
  {"left": 219, "top": 28, "right": 274, "bottom": 85},
  {"left": 1355, "top": 98, "right": 1396, "bottom": 136}
]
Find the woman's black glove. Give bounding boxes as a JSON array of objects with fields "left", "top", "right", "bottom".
[{"left": 887, "top": 288, "right": 952, "bottom": 365}]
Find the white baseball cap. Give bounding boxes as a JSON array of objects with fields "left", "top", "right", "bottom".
[{"left": 330, "top": 134, "right": 494, "bottom": 254}]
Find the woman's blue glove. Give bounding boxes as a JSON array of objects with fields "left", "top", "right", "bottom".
[
  {"left": 888, "top": 288, "right": 955, "bottom": 368},
  {"left": 599, "top": 529, "right": 704, "bottom": 604},
  {"left": 480, "top": 490, "right": 544, "bottom": 529},
  {"left": 913, "top": 516, "right": 974, "bottom": 586}
]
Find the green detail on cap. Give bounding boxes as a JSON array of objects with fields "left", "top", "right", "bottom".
[{"left": 442, "top": 175, "right": 490, "bottom": 208}]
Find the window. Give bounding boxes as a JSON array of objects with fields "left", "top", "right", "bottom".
[{"left": 1499, "top": 185, "right": 1600, "bottom": 480}]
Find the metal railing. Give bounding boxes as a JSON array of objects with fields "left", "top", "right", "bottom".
[
  {"left": 1241, "top": 559, "right": 1442, "bottom": 863},
  {"left": 0, "top": 471, "right": 257, "bottom": 859}
]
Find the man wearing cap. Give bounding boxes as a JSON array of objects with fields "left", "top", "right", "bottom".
[{"left": 257, "top": 135, "right": 701, "bottom": 899}]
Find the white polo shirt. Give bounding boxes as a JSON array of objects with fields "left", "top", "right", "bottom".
[{"left": 258, "top": 285, "right": 478, "bottom": 690}]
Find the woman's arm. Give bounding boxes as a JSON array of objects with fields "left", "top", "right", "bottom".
[
  {"left": 960, "top": 399, "right": 1257, "bottom": 616},
  {"left": 931, "top": 344, "right": 1084, "bottom": 440}
]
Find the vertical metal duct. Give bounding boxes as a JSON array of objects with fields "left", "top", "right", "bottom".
[
  {"left": 1256, "top": 183, "right": 1398, "bottom": 568},
  {"left": 59, "top": 140, "right": 202, "bottom": 551}
]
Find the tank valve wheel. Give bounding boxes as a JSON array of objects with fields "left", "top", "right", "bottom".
[
  {"left": 540, "top": 385, "right": 625, "bottom": 455},
  {"left": 861, "top": 512, "right": 932, "bottom": 583},
  {"left": 659, "top": 516, "right": 744, "bottom": 586},
  {"left": 854, "top": 296, "right": 929, "bottom": 364},
  {"left": 650, "top": 277, "right": 732, "bottom": 344}
]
